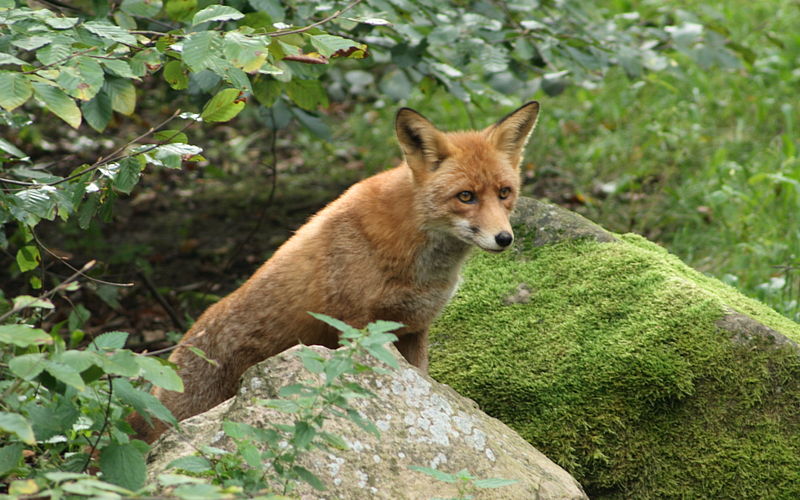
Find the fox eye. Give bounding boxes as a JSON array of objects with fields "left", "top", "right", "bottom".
[
  {"left": 456, "top": 191, "right": 476, "bottom": 203},
  {"left": 499, "top": 187, "right": 512, "bottom": 200}
]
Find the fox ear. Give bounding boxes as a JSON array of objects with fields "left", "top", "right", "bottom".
[
  {"left": 487, "top": 101, "right": 540, "bottom": 165},
  {"left": 395, "top": 108, "right": 450, "bottom": 173}
]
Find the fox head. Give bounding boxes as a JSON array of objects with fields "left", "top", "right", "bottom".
[{"left": 395, "top": 101, "right": 539, "bottom": 252}]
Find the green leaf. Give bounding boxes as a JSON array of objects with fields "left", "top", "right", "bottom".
[
  {"left": 249, "top": 0, "right": 284, "bottom": 20},
  {"left": 252, "top": 78, "right": 281, "bottom": 107},
  {"left": 318, "top": 431, "right": 348, "bottom": 450},
  {"left": 104, "top": 77, "right": 136, "bottom": 115},
  {"left": 0, "top": 325, "right": 51, "bottom": 347},
  {"left": 472, "top": 478, "right": 519, "bottom": 488},
  {"left": 0, "top": 443, "right": 24, "bottom": 477},
  {"left": 308, "top": 34, "right": 361, "bottom": 58},
  {"left": 367, "top": 320, "right": 404, "bottom": 335},
  {"left": 165, "top": 0, "right": 197, "bottom": 22},
  {"left": 9, "top": 353, "right": 46, "bottom": 380},
  {"left": 135, "top": 355, "right": 184, "bottom": 392},
  {"left": 11, "top": 35, "right": 52, "bottom": 51},
  {"left": 121, "top": 0, "right": 163, "bottom": 17},
  {"left": 44, "top": 360, "right": 86, "bottom": 391},
  {"left": 192, "top": 5, "right": 244, "bottom": 25},
  {"left": 0, "top": 138, "right": 27, "bottom": 158},
  {"left": 112, "top": 378, "right": 177, "bottom": 427},
  {"left": 99, "top": 349, "right": 139, "bottom": 377},
  {"left": 32, "top": 82, "right": 81, "bottom": 128},
  {"left": 163, "top": 60, "right": 188, "bottom": 90},
  {"left": 154, "top": 129, "right": 188, "bottom": 144},
  {"left": 15, "top": 246, "right": 40, "bottom": 272},
  {"left": 101, "top": 59, "right": 136, "bottom": 79},
  {"left": 82, "top": 89, "right": 112, "bottom": 132},
  {"left": 57, "top": 57, "right": 105, "bottom": 101},
  {"left": 99, "top": 443, "right": 146, "bottom": 490},
  {"left": 307, "top": 312, "right": 358, "bottom": 335},
  {"left": 27, "top": 399, "right": 79, "bottom": 441},
  {"left": 0, "top": 413, "right": 35, "bottom": 444},
  {"left": 45, "top": 16, "right": 79, "bottom": 29},
  {"left": 35, "top": 43, "right": 71, "bottom": 66},
  {"left": 182, "top": 31, "right": 221, "bottom": 72},
  {"left": 0, "top": 53, "right": 26, "bottom": 66},
  {"left": 166, "top": 455, "right": 211, "bottom": 473},
  {"left": 409, "top": 465, "right": 457, "bottom": 483},
  {"left": 259, "top": 398, "right": 299, "bottom": 413},
  {"left": 0, "top": 72, "right": 32, "bottom": 111},
  {"left": 200, "top": 88, "right": 245, "bottom": 123},
  {"left": 364, "top": 344, "right": 399, "bottom": 369},
  {"left": 82, "top": 20, "right": 137, "bottom": 45},
  {"left": 54, "top": 349, "right": 97, "bottom": 373},
  {"left": 292, "top": 465, "right": 326, "bottom": 491},
  {"left": 114, "top": 156, "right": 144, "bottom": 194},
  {"left": 285, "top": 79, "right": 328, "bottom": 111},
  {"left": 292, "top": 421, "right": 315, "bottom": 449},
  {"left": 89, "top": 331, "right": 129, "bottom": 350}
]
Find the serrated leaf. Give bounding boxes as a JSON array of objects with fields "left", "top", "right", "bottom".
[
  {"left": 89, "top": 331, "right": 129, "bottom": 350},
  {"left": 54, "top": 349, "right": 98, "bottom": 373},
  {"left": 0, "top": 443, "right": 24, "bottom": 476},
  {"left": 9, "top": 353, "right": 46, "bottom": 380},
  {"left": 0, "top": 325, "right": 50, "bottom": 347},
  {"left": 12, "top": 35, "right": 52, "bottom": 51},
  {"left": 192, "top": 5, "right": 244, "bottom": 25},
  {"left": 182, "top": 31, "right": 221, "bottom": 71},
  {"left": 101, "top": 59, "right": 136, "bottom": 79},
  {"left": 200, "top": 88, "right": 245, "bottom": 123},
  {"left": 167, "top": 455, "right": 211, "bottom": 473},
  {"left": 319, "top": 431, "right": 348, "bottom": 450},
  {"left": 252, "top": 77, "right": 281, "bottom": 107},
  {"left": 82, "top": 20, "right": 137, "bottom": 45},
  {"left": 121, "top": 0, "right": 163, "bottom": 17},
  {"left": 99, "top": 443, "right": 146, "bottom": 490},
  {"left": 292, "top": 465, "right": 326, "bottom": 491},
  {"left": 307, "top": 312, "right": 358, "bottom": 335},
  {"left": 259, "top": 398, "right": 299, "bottom": 413},
  {"left": 82, "top": 89, "right": 112, "bottom": 132},
  {"left": 45, "top": 16, "right": 79, "bottom": 29},
  {"left": 44, "top": 360, "right": 86, "bottom": 391},
  {"left": 112, "top": 378, "right": 177, "bottom": 427},
  {"left": 32, "top": 82, "right": 81, "bottom": 128},
  {"left": 0, "top": 72, "right": 32, "bottom": 111},
  {"left": 364, "top": 344, "right": 399, "bottom": 369},
  {"left": 114, "top": 156, "right": 143, "bottom": 193},
  {"left": 27, "top": 399, "right": 79, "bottom": 441},
  {"left": 308, "top": 34, "right": 359, "bottom": 58},
  {"left": 99, "top": 349, "right": 139, "bottom": 377},
  {"left": 292, "top": 421, "right": 315, "bottom": 449},
  {"left": 104, "top": 77, "right": 136, "bottom": 115},
  {"left": 135, "top": 355, "right": 183, "bottom": 392},
  {"left": 285, "top": 79, "right": 328, "bottom": 111},
  {"left": 0, "top": 413, "right": 35, "bottom": 444},
  {"left": 35, "top": 43, "right": 71, "bottom": 66}
]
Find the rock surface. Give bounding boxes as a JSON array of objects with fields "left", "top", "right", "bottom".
[
  {"left": 146, "top": 344, "right": 587, "bottom": 500},
  {"left": 430, "top": 197, "right": 800, "bottom": 499}
]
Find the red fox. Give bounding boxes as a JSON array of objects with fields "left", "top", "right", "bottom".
[{"left": 131, "top": 101, "right": 540, "bottom": 443}]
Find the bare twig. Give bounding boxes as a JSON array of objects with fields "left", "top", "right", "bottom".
[
  {"left": 137, "top": 270, "right": 186, "bottom": 332},
  {"left": 268, "top": 0, "right": 365, "bottom": 37},
  {"left": 32, "top": 230, "right": 134, "bottom": 288},
  {"left": 0, "top": 260, "right": 96, "bottom": 323}
]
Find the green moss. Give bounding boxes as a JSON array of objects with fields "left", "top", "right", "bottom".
[{"left": 430, "top": 229, "right": 800, "bottom": 498}]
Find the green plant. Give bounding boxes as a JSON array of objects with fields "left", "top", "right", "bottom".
[
  {"left": 166, "top": 313, "right": 400, "bottom": 496},
  {"left": 409, "top": 465, "right": 518, "bottom": 500}
]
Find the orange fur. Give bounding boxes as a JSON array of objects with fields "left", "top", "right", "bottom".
[{"left": 131, "top": 102, "right": 540, "bottom": 443}]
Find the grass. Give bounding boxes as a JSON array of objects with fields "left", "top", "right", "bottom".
[{"left": 327, "top": 0, "right": 800, "bottom": 322}]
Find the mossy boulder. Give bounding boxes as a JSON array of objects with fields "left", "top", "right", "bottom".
[{"left": 430, "top": 197, "right": 800, "bottom": 499}]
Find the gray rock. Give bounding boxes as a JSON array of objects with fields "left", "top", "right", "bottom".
[{"left": 147, "top": 344, "right": 587, "bottom": 500}]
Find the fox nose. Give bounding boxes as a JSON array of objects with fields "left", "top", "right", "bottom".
[{"left": 495, "top": 231, "right": 513, "bottom": 248}]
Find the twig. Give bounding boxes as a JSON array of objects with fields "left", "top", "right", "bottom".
[
  {"left": 82, "top": 377, "right": 114, "bottom": 473},
  {"left": 0, "top": 260, "right": 96, "bottom": 323},
  {"left": 268, "top": 0, "right": 365, "bottom": 37},
  {"left": 0, "top": 109, "right": 186, "bottom": 190},
  {"left": 32, "top": 230, "right": 134, "bottom": 288},
  {"left": 137, "top": 270, "right": 186, "bottom": 332}
]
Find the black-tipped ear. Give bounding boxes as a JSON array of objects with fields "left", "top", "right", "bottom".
[
  {"left": 395, "top": 108, "right": 450, "bottom": 172},
  {"left": 487, "top": 101, "right": 540, "bottom": 161}
]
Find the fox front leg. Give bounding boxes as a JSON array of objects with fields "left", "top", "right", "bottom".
[{"left": 395, "top": 330, "right": 429, "bottom": 373}]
